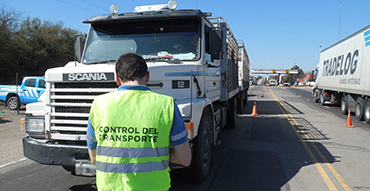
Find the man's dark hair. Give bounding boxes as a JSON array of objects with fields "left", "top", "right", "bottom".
[{"left": 116, "top": 53, "right": 147, "bottom": 82}]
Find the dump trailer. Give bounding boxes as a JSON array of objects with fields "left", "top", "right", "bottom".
[
  {"left": 237, "top": 40, "right": 250, "bottom": 113},
  {"left": 22, "top": 1, "right": 249, "bottom": 181},
  {"left": 313, "top": 24, "right": 370, "bottom": 124}
]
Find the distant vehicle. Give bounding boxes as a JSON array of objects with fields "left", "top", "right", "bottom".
[
  {"left": 297, "top": 81, "right": 305, "bottom": 86},
  {"left": 283, "top": 82, "right": 291, "bottom": 86},
  {"left": 306, "top": 81, "right": 315, "bottom": 87},
  {"left": 0, "top": 76, "right": 45, "bottom": 110},
  {"left": 312, "top": 24, "right": 370, "bottom": 125},
  {"left": 269, "top": 81, "right": 276, "bottom": 86}
]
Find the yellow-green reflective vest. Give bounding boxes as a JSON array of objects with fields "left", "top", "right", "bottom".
[{"left": 90, "top": 89, "right": 174, "bottom": 191}]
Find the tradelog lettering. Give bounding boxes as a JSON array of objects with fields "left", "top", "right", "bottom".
[{"left": 322, "top": 49, "right": 359, "bottom": 77}]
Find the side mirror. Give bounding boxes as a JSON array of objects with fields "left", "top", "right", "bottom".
[
  {"left": 210, "top": 29, "right": 222, "bottom": 60},
  {"left": 74, "top": 34, "right": 87, "bottom": 63}
]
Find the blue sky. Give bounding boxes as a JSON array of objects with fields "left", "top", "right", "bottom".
[{"left": 1, "top": 0, "right": 370, "bottom": 73}]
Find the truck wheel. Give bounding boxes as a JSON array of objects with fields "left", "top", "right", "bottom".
[
  {"left": 237, "top": 92, "right": 243, "bottom": 114},
  {"left": 355, "top": 97, "right": 365, "bottom": 121},
  {"left": 313, "top": 89, "right": 319, "bottom": 103},
  {"left": 226, "top": 96, "right": 237, "bottom": 128},
  {"left": 7, "top": 96, "right": 20, "bottom": 110},
  {"left": 191, "top": 111, "right": 212, "bottom": 182},
  {"left": 341, "top": 95, "right": 348, "bottom": 115},
  {"left": 243, "top": 91, "right": 247, "bottom": 106},
  {"left": 320, "top": 92, "right": 325, "bottom": 106},
  {"left": 364, "top": 99, "right": 370, "bottom": 125}
]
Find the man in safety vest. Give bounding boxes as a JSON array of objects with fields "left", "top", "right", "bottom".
[{"left": 87, "top": 53, "right": 191, "bottom": 191}]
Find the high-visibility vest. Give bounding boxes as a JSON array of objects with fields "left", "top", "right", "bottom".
[{"left": 90, "top": 89, "right": 174, "bottom": 191}]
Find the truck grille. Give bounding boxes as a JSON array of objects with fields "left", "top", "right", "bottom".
[{"left": 50, "top": 82, "right": 117, "bottom": 140}]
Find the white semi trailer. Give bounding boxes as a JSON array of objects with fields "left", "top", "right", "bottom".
[
  {"left": 313, "top": 24, "right": 370, "bottom": 124},
  {"left": 22, "top": 1, "right": 249, "bottom": 181}
]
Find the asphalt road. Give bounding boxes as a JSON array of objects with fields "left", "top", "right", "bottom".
[{"left": 1, "top": 86, "right": 370, "bottom": 191}]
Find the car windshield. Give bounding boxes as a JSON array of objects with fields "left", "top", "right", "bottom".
[{"left": 83, "top": 18, "right": 200, "bottom": 64}]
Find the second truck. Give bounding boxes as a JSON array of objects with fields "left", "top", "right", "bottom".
[
  {"left": 22, "top": 1, "right": 250, "bottom": 181},
  {"left": 313, "top": 24, "right": 370, "bottom": 125}
]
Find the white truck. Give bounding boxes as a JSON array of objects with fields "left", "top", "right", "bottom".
[
  {"left": 313, "top": 24, "right": 370, "bottom": 124},
  {"left": 22, "top": 1, "right": 249, "bottom": 181}
]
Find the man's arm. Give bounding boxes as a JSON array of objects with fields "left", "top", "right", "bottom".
[
  {"left": 170, "top": 141, "right": 191, "bottom": 167},
  {"left": 88, "top": 149, "right": 96, "bottom": 164}
]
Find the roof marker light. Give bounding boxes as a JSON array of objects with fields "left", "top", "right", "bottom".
[
  {"left": 168, "top": 0, "right": 177, "bottom": 10},
  {"left": 110, "top": 4, "right": 119, "bottom": 15}
]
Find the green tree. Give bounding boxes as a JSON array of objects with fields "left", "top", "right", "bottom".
[
  {"left": 0, "top": 6, "right": 79, "bottom": 84},
  {"left": 282, "top": 64, "right": 304, "bottom": 84}
]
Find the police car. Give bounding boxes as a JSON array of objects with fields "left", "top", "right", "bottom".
[{"left": 0, "top": 76, "right": 45, "bottom": 110}]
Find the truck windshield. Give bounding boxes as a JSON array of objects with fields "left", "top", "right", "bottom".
[{"left": 83, "top": 18, "right": 200, "bottom": 64}]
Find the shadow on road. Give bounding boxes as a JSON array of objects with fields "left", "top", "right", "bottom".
[{"left": 170, "top": 99, "right": 337, "bottom": 191}]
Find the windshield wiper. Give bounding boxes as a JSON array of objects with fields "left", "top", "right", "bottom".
[
  {"left": 143, "top": 55, "right": 181, "bottom": 64},
  {"left": 85, "top": 60, "right": 116, "bottom": 65}
]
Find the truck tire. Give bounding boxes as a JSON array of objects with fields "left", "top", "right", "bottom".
[
  {"left": 355, "top": 97, "right": 365, "bottom": 121},
  {"left": 243, "top": 90, "right": 247, "bottom": 106},
  {"left": 191, "top": 111, "right": 212, "bottom": 182},
  {"left": 226, "top": 96, "right": 237, "bottom": 128},
  {"left": 237, "top": 92, "right": 243, "bottom": 114},
  {"left": 7, "top": 96, "right": 20, "bottom": 110},
  {"left": 320, "top": 91, "right": 325, "bottom": 106},
  {"left": 313, "top": 89, "right": 319, "bottom": 103},
  {"left": 364, "top": 99, "right": 370, "bottom": 125},
  {"left": 341, "top": 95, "right": 348, "bottom": 115}
]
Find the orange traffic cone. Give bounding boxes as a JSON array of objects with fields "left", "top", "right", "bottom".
[
  {"left": 261, "top": 90, "right": 264, "bottom": 98},
  {"left": 251, "top": 102, "right": 258, "bottom": 116},
  {"left": 344, "top": 109, "right": 354, "bottom": 128}
]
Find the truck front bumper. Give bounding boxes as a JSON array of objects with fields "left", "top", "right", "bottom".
[{"left": 23, "top": 137, "right": 90, "bottom": 167}]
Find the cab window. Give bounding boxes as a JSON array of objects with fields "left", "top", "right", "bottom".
[
  {"left": 25, "top": 79, "right": 36, "bottom": 87},
  {"left": 38, "top": 79, "right": 46, "bottom": 89}
]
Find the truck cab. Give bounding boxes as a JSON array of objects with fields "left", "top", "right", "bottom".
[{"left": 23, "top": 1, "right": 247, "bottom": 181}]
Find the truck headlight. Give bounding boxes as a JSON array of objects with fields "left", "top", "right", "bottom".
[{"left": 25, "top": 117, "right": 45, "bottom": 134}]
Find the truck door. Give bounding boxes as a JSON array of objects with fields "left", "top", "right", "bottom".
[{"left": 21, "top": 78, "right": 45, "bottom": 104}]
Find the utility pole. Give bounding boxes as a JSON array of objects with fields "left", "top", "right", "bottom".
[{"left": 339, "top": 0, "right": 342, "bottom": 39}]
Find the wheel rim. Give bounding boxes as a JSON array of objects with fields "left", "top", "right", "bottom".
[
  {"left": 202, "top": 130, "right": 210, "bottom": 168},
  {"left": 356, "top": 103, "right": 360, "bottom": 118},
  {"left": 365, "top": 102, "right": 370, "bottom": 122},
  {"left": 8, "top": 99, "right": 17, "bottom": 109}
]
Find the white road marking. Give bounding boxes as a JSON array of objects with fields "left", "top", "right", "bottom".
[{"left": 0, "top": 158, "right": 27, "bottom": 169}]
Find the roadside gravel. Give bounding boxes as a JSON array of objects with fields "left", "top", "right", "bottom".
[{"left": 0, "top": 103, "right": 27, "bottom": 167}]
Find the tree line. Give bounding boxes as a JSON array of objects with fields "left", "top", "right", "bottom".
[{"left": 0, "top": 7, "right": 79, "bottom": 84}]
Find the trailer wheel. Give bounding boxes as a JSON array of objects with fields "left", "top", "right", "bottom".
[
  {"left": 237, "top": 92, "right": 244, "bottom": 114},
  {"left": 191, "top": 111, "right": 212, "bottom": 182},
  {"left": 243, "top": 90, "right": 247, "bottom": 106},
  {"left": 7, "top": 96, "right": 20, "bottom": 110},
  {"left": 364, "top": 99, "right": 370, "bottom": 124},
  {"left": 313, "top": 89, "right": 319, "bottom": 103},
  {"left": 364, "top": 99, "right": 370, "bottom": 125},
  {"left": 355, "top": 97, "right": 365, "bottom": 121},
  {"left": 320, "top": 91, "right": 325, "bottom": 106},
  {"left": 341, "top": 95, "right": 348, "bottom": 115},
  {"left": 226, "top": 96, "right": 237, "bottom": 128}
]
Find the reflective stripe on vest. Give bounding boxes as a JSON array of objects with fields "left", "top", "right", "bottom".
[
  {"left": 96, "top": 160, "right": 168, "bottom": 174},
  {"left": 97, "top": 146, "right": 169, "bottom": 158}
]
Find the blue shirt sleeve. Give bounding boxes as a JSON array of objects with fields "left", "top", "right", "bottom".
[
  {"left": 86, "top": 116, "right": 97, "bottom": 150},
  {"left": 170, "top": 102, "right": 188, "bottom": 146}
]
